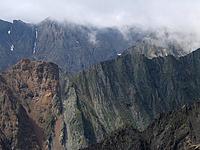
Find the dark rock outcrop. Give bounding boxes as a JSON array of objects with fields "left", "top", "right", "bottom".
[
  {"left": 83, "top": 102, "right": 200, "bottom": 150},
  {"left": 62, "top": 47, "right": 200, "bottom": 148}
]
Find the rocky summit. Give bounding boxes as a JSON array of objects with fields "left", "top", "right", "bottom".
[{"left": 0, "top": 59, "right": 62, "bottom": 149}]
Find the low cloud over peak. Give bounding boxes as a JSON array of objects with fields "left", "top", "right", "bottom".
[{"left": 0, "top": 0, "right": 199, "bottom": 30}]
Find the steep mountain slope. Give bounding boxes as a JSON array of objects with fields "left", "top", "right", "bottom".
[
  {"left": 83, "top": 126, "right": 148, "bottom": 150},
  {"left": 83, "top": 101, "right": 200, "bottom": 150},
  {"left": 0, "top": 59, "right": 62, "bottom": 149},
  {"left": 61, "top": 47, "right": 200, "bottom": 149},
  {"left": 34, "top": 19, "right": 132, "bottom": 72},
  {"left": 0, "top": 19, "right": 35, "bottom": 70},
  {"left": 0, "top": 19, "right": 143, "bottom": 72},
  {"left": 0, "top": 19, "right": 188, "bottom": 72},
  {"left": 1, "top": 44, "right": 200, "bottom": 149}
]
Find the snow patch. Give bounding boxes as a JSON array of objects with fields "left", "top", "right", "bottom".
[
  {"left": 33, "top": 42, "right": 36, "bottom": 54},
  {"left": 10, "top": 45, "right": 14, "bottom": 51},
  {"left": 35, "top": 29, "right": 38, "bottom": 39},
  {"left": 8, "top": 30, "right": 11, "bottom": 34},
  {"left": 117, "top": 53, "right": 122, "bottom": 56},
  {"left": 33, "top": 29, "right": 38, "bottom": 54}
]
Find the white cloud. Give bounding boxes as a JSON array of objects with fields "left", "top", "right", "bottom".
[
  {"left": 88, "top": 31, "right": 98, "bottom": 45},
  {"left": 0, "top": 0, "right": 200, "bottom": 32}
]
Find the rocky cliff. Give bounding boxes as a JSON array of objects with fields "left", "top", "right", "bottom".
[
  {"left": 83, "top": 101, "right": 200, "bottom": 150},
  {"left": 0, "top": 20, "right": 35, "bottom": 70},
  {"left": 0, "top": 19, "right": 188, "bottom": 73},
  {"left": 62, "top": 47, "right": 200, "bottom": 149},
  {"left": 1, "top": 44, "right": 200, "bottom": 149},
  {"left": 0, "top": 59, "right": 62, "bottom": 149}
]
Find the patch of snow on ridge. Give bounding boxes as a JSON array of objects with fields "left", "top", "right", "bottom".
[
  {"left": 35, "top": 29, "right": 38, "bottom": 39},
  {"left": 10, "top": 45, "right": 14, "bottom": 51},
  {"left": 117, "top": 53, "right": 122, "bottom": 56},
  {"left": 33, "top": 29, "right": 38, "bottom": 54},
  {"left": 33, "top": 42, "right": 36, "bottom": 54}
]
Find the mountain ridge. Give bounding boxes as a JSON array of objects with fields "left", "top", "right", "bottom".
[
  {"left": 0, "top": 19, "right": 190, "bottom": 73},
  {"left": 60, "top": 46, "right": 200, "bottom": 149},
  {"left": 0, "top": 38, "right": 200, "bottom": 149},
  {"left": 82, "top": 101, "right": 200, "bottom": 150}
]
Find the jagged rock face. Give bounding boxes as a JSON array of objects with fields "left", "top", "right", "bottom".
[
  {"left": 145, "top": 102, "right": 200, "bottom": 150},
  {"left": 0, "top": 47, "right": 199, "bottom": 150},
  {"left": 0, "top": 20, "right": 35, "bottom": 70},
  {"left": 0, "top": 19, "right": 141, "bottom": 72},
  {"left": 83, "top": 102, "right": 200, "bottom": 150},
  {"left": 0, "top": 19, "right": 188, "bottom": 73},
  {"left": 83, "top": 127, "right": 149, "bottom": 150},
  {"left": 0, "top": 46, "right": 200, "bottom": 149},
  {"left": 0, "top": 59, "right": 62, "bottom": 149},
  {"left": 35, "top": 20, "right": 133, "bottom": 72},
  {"left": 62, "top": 48, "right": 200, "bottom": 148},
  {"left": 128, "top": 39, "right": 187, "bottom": 58}
]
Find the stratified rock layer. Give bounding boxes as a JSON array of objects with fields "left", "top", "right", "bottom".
[
  {"left": 1, "top": 46, "right": 200, "bottom": 149},
  {"left": 62, "top": 48, "right": 200, "bottom": 149},
  {"left": 0, "top": 19, "right": 187, "bottom": 72},
  {"left": 83, "top": 102, "right": 200, "bottom": 150}
]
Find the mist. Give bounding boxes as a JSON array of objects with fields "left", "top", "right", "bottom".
[
  {"left": 0, "top": 0, "right": 199, "bottom": 28},
  {"left": 1, "top": 0, "right": 200, "bottom": 51}
]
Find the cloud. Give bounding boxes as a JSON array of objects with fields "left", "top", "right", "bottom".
[
  {"left": 88, "top": 31, "right": 98, "bottom": 45},
  {"left": 1, "top": 0, "right": 200, "bottom": 43},
  {"left": 0, "top": 0, "right": 199, "bottom": 28},
  {"left": 1, "top": 0, "right": 200, "bottom": 52}
]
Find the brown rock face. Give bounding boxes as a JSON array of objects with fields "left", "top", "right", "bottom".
[{"left": 0, "top": 59, "right": 62, "bottom": 149}]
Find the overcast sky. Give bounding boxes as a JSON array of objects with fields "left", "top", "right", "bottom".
[{"left": 0, "top": 0, "right": 200, "bottom": 30}]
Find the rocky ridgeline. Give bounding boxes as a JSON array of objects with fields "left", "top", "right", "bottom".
[
  {"left": 66, "top": 47, "right": 200, "bottom": 148},
  {"left": 0, "top": 44, "right": 200, "bottom": 149},
  {"left": 82, "top": 102, "right": 200, "bottom": 150},
  {"left": 0, "top": 19, "right": 187, "bottom": 73},
  {"left": 59, "top": 46, "right": 200, "bottom": 149}
]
